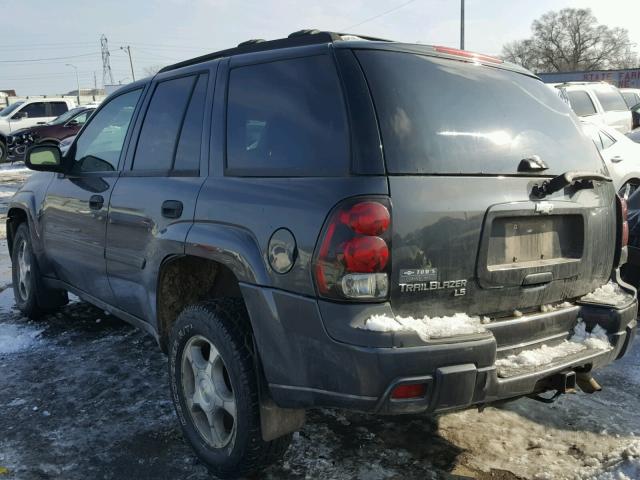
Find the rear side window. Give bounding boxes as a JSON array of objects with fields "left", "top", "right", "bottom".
[
  {"left": 226, "top": 55, "right": 349, "bottom": 176},
  {"left": 49, "top": 102, "right": 68, "bottom": 116},
  {"left": 594, "top": 88, "right": 628, "bottom": 112},
  {"left": 567, "top": 91, "right": 597, "bottom": 116},
  {"left": 174, "top": 75, "right": 208, "bottom": 172},
  {"left": 357, "top": 50, "right": 605, "bottom": 175},
  {"left": 133, "top": 75, "right": 196, "bottom": 171}
]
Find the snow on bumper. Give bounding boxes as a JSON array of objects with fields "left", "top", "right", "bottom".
[{"left": 494, "top": 322, "right": 612, "bottom": 378}]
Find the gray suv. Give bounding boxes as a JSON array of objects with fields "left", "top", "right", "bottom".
[{"left": 7, "top": 30, "right": 638, "bottom": 478}]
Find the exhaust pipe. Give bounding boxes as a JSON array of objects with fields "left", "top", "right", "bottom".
[{"left": 576, "top": 372, "right": 602, "bottom": 393}]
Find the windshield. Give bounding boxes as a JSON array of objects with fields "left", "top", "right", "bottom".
[
  {"left": 0, "top": 101, "right": 24, "bottom": 117},
  {"left": 356, "top": 50, "right": 605, "bottom": 175},
  {"left": 48, "top": 107, "right": 87, "bottom": 125}
]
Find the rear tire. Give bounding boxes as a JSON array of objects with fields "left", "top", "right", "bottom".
[
  {"left": 169, "top": 299, "right": 291, "bottom": 478},
  {"left": 11, "top": 223, "right": 68, "bottom": 318}
]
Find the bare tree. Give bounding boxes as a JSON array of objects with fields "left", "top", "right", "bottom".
[
  {"left": 143, "top": 64, "right": 164, "bottom": 76},
  {"left": 502, "top": 8, "right": 638, "bottom": 73}
]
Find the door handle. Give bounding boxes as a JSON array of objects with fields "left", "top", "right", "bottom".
[
  {"left": 89, "top": 194, "right": 104, "bottom": 210},
  {"left": 611, "top": 155, "right": 624, "bottom": 163},
  {"left": 162, "top": 200, "right": 183, "bottom": 219}
]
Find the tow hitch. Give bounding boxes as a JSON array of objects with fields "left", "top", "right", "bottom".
[{"left": 529, "top": 370, "right": 578, "bottom": 403}]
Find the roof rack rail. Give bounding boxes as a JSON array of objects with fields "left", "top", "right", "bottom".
[{"left": 159, "top": 29, "right": 390, "bottom": 73}]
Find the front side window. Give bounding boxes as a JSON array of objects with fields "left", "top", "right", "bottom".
[
  {"left": 595, "top": 88, "right": 628, "bottom": 112},
  {"left": 21, "top": 102, "right": 47, "bottom": 118},
  {"left": 226, "top": 55, "right": 349, "bottom": 176},
  {"left": 70, "top": 110, "right": 91, "bottom": 125},
  {"left": 73, "top": 89, "right": 142, "bottom": 173},
  {"left": 0, "top": 101, "right": 23, "bottom": 117},
  {"left": 567, "top": 91, "right": 597, "bottom": 116}
]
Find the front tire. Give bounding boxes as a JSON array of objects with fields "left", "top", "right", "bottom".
[
  {"left": 11, "top": 223, "right": 67, "bottom": 318},
  {"left": 169, "top": 300, "right": 291, "bottom": 478}
]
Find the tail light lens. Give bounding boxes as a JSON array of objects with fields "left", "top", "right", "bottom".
[
  {"left": 313, "top": 197, "right": 391, "bottom": 301},
  {"left": 618, "top": 194, "right": 629, "bottom": 248}
]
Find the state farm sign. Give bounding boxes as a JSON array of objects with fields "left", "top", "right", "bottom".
[
  {"left": 582, "top": 69, "right": 640, "bottom": 88},
  {"left": 539, "top": 68, "right": 640, "bottom": 89}
]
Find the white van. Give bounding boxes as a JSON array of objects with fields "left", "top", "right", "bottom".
[{"left": 553, "top": 82, "right": 632, "bottom": 134}]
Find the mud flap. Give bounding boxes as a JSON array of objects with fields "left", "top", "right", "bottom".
[{"left": 260, "top": 398, "right": 306, "bottom": 442}]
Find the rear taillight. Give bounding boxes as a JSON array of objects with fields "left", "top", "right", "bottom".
[
  {"left": 313, "top": 198, "right": 391, "bottom": 301},
  {"left": 618, "top": 194, "right": 629, "bottom": 248}
]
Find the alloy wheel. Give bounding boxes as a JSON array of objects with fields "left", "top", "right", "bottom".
[
  {"left": 181, "top": 335, "right": 237, "bottom": 449},
  {"left": 16, "top": 239, "right": 32, "bottom": 301}
]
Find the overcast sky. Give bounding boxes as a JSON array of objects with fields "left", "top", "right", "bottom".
[{"left": 1, "top": 0, "right": 639, "bottom": 96}]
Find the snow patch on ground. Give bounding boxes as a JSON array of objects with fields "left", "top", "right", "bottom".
[
  {"left": 0, "top": 162, "right": 29, "bottom": 174},
  {"left": 582, "top": 282, "right": 632, "bottom": 306},
  {"left": 0, "top": 323, "right": 44, "bottom": 354},
  {"left": 361, "top": 312, "right": 486, "bottom": 341},
  {"left": 495, "top": 323, "right": 611, "bottom": 376}
]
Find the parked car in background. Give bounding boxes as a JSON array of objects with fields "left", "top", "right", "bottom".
[
  {"left": 628, "top": 129, "right": 640, "bottom": 144},
  {"left": 0, "top": 97, "right": 76, "bottom": 161},
  {"left": 58, "top": 134, "right": 76, "bottom": 155},
  {"left": 9, "top": 31, "right": 636, "bottom": 478},
  {"left": 554, "top": 82, "right": 632, "bottom": 134},
  {"left": 630, "top": 102, "right": 640, "bottom": 130},
  {"left": 620, "top": 88, "right": 640, "bottom": 109},
  {"left": 581, "top": 120, "right": 640, "bottom": 197},
  {"left": 622, "top": 188, "right": 640, "bottom": 288},
  {"left": 6, "top": 106, "right": 95, "bottom": 162}
]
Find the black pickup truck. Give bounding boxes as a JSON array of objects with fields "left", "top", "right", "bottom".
[{"left": 8, "top": 30, "right": 637, "bottom": 478}]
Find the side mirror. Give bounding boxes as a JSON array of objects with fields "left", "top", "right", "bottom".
[
  {"left": 25, "top": 144, "right": 65, "bottom": 172},
  {"left": 66, "top": 119, "right": 79, "bottom": 127},
  {"left": 11, "top": 111, "right": 27, "bottom": 120}
]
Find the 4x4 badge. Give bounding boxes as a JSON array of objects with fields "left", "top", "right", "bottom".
[{"left": 535, "top": 201, "right": 554, "bottom": 215}]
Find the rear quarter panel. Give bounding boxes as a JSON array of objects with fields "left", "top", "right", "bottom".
[{"left": 191, "top": 176, "right": 389, "bottom": 296}]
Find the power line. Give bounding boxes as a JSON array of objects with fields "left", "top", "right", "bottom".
[
  {"left": 342, "top": 0, "right": 420, "bottom": 30},
  {"left": 0, "top": 52, "right": 99, "bottom": 63}
]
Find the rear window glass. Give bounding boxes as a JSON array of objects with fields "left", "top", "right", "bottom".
[
  {"left": 356, "top": 50, "right": 604, "bottom": 175},
  {"left": 594, "top": 88, "right": 628, "bottom": 112},
  {"left": 226, "top": 55, "right": 349, "bottom": 176},
  {"left": 567, "top": 91, "right": 597, "bottom": 116},
  {"left": 622, "top": 92, "right": 640, "bottom": 109}
]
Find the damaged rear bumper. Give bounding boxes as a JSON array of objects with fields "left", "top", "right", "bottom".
[{"left": 240, "top": 283, "right": 637, "bottom": 415}]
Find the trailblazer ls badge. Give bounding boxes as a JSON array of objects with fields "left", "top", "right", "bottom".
[{"left": 398, "top": 269, "right": 467, "bottom": 296}]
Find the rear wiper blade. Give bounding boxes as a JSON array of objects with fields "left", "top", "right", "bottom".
[{"left": 532, "top": 171, "right": 612, "bottom": 199}]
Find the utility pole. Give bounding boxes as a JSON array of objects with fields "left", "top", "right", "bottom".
[
  {"left": 460, "top": 0, "right": 465, "bottom": 50},
  {"left": 66, "top": 64, "right": 80, "bottom": 105},
  {"left": 93, "top": 71, "right": 97, "bottom": 90},
  {"left": 121, "top": 45, "right": 136, "bottom": 82}
]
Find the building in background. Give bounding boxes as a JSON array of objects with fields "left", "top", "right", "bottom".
[{"left": 538, "top": 68, "right": 640, "bottom": 88}]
